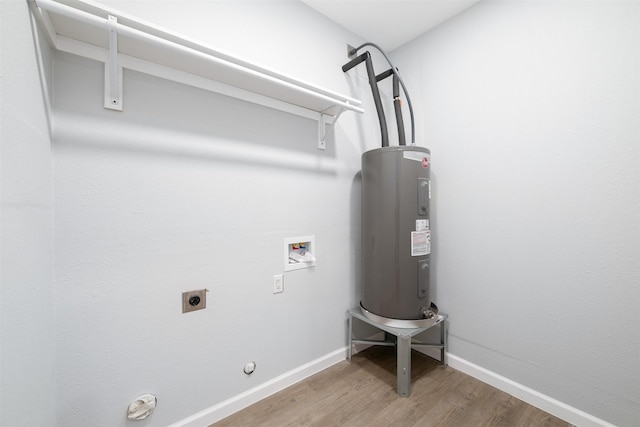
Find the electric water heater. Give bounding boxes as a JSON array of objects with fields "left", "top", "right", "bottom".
[
  {"left": 361, "top": 146, "right": 436, "bottom": 326},
  {"left": 342, "top": 43, "right": 437, "bottom": 327}
]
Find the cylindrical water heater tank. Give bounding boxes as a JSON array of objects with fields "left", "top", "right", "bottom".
[{"left": 361, "top": 146, "right": 435, "bottom": 327}]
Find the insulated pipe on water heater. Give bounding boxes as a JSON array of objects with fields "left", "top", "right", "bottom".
[{"left": 342, "top": 52, "right": 389, "bottom": 147}]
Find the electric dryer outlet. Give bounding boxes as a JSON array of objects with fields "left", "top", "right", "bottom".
[{"left": 182, "top": 289, "right": 207, "bottom": 313}]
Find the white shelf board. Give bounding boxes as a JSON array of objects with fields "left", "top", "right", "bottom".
[{"left": 29, "top": 0, "right": 363, "bottom": 128}]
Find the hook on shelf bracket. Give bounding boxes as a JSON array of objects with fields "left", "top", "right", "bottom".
[{"left": 104, "top": 15, "right": 123, "bottom": 111}]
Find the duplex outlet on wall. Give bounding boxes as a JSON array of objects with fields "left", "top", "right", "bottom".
[{"left": 182, "top": 289, "right": 207, "bottom": 313}]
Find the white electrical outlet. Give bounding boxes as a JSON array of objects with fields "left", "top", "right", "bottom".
[{"left": 273, "top": 274, "right": 284, "bottom": 294}]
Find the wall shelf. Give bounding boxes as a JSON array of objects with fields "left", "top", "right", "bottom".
[{"left": 28, "top": 0, "right": 364, "bottom": 149}]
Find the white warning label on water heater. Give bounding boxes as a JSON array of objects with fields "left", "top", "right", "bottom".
[
  {"left": 403, "top": 151, "right": 430, "bottom": 162},
  {"left": 403, "top": 151, "right": 430, "bottom": 169},
  {"left": 411, "top": 231, "right": 431, "bottom": 256},
  {"left": 416, "top": 219, "right": 429, "bottom": 232}
]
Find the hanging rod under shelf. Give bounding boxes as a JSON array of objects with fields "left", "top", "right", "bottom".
[{"left": 29, "top": 0, "right": 364, "bottom": 149}]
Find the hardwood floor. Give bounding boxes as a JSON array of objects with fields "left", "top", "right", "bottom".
[{"left": 212, "top": 346, "right": 572, "bottom": 427}]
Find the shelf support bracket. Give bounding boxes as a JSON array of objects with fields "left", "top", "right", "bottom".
[
  {"left": 317, "top": 113, "right": 328, "bottom": 150},
  {"left": 104, "top": 15, "right": 123, "bottom": 111},
  {"left": 318, "top": 113, "right": 339, "bottom": 150}
]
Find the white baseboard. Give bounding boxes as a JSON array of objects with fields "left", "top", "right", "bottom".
[
  {"left": 447, "top": 353, "right": 616, "bottom": 427},
  {"left": 169, "top": 348, "right": 614, "bottom": 427},
  {"left": 169, "top": 347, "right": 347, "bottom": 427}
]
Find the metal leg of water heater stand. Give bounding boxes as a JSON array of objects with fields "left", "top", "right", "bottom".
[
  {"left": 441, "top": 315, "right": 448, "bottom": 367},
  {"left": 397, "top": 334, "right": 411, "bottom": 397}
]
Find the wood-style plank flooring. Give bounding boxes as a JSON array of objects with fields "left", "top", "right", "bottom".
[{"left": 212, "top": 346, "right": 572, "bottom": 427}]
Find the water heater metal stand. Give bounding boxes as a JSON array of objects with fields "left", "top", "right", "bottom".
[{"left": 347, "top": 306, "right": 448, "bottom": 397}]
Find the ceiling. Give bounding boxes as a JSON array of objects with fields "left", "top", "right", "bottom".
[{"left": 301, "top": 0, "right": 480, "bottom": 52}]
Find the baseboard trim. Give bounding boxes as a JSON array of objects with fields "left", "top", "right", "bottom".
[
  {"left": 170, "top": 348, "right": 615, "bottom": 427},
  {"left": 447, "top": 353, "right": 616, "bottom": 427},
  {"left": 169, "top": 347, "right": 347, "bottom": 427}
]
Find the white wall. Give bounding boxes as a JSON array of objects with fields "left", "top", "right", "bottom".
[
  {"left": 391, "top": 1, "right": 639, "bottom": 425},
  {"left": 0, "top": 1, "right": 56, "bottom": 425},
  {"left": 50, "top": 1, "right": 372, "bottom": 426}
]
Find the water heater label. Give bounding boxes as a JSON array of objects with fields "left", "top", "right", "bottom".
[
  {"left": 411, "top": 231, "right": 431, "bottom": 256},
  {"left": 403, "top": 151, "right": 431, "bottom": 167},
  {"left": 402, "top": 151, "right": 431, "bottom": 162},
  {"left": 416, "top": 219, "right": 429, "bottom": 231}
]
